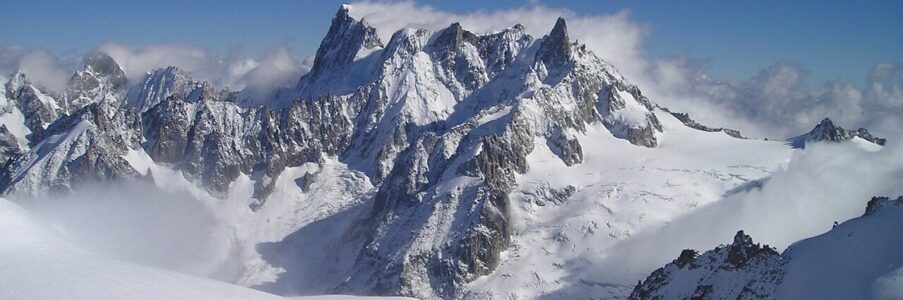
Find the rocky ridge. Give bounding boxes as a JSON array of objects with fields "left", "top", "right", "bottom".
[{"left": 630, "top": 196, "right": 903, "bottom": 300}]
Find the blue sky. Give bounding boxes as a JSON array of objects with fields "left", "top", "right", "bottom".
[{"left": 1, "top": 0, "right": 901, "bottom": 84}]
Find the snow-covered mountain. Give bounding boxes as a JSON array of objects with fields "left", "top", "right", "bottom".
[
  {"left": 0, "top": 4, "right": 895, "bottom": 300},
  {"left": 630, "top": 196, "right": 903, "bottom": 299},
  {"left": 787, "top": 117, "right": 886, "bottom": 149}
]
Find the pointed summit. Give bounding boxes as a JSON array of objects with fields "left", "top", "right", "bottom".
[
  {"left": 83, "top": 52, "right": 125, "bottom": 79},
  {"left": 123, "top": 66, "right": 197, "bottom": 112},
  {"left": 429, "top": 22, "right": 478, "bottom": 51},
  {"left": 814, "top": 117, "right": 836, "bottom": 131},
  {"left": 297, "top": 4, "right": 384, "bottom": 97},
  {"left": 68, "top": 52, "right": 128, "bottom": 100},
  {"left": 550, "top": 17, "right": 569, "bottom": 43},
  {"left": 333, "top": 3, "right": 354, "bottom": 24},
  {"left": 726, "top": 230, "right": 778, "bottom": 267},
  {"left": 788, "top": 117, "right": 886, "bottom": 148},
  {"left": 64, "top": 55, "right": 125, "bottom": 111},
  {"left": 535, "top": 17, "right": 572, "bottom": 72}
]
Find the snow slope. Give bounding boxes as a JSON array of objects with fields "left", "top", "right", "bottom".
[
  {"left": 778, "top": 196, "right": 903, "bottom": 299},
  {"left": 0, "top": 196, "right": 416, "bottom": 300},
  {"left": 630, "top": 196, "right": 903, "bottom": 300},
  {"left": 464, "top": 109, "right": 792, "bottom": 298},
  {"left": 121, "top": 148, "right": 378, "bottom": 294},
  {"left": 0, "top": 197, "right": 284, "bottom": 300}
]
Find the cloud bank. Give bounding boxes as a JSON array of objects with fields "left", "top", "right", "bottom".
[
  {"left": 1, "top": 44, "right": 309, "bottom": 96},
  {"left": 15, "top": 183, "right": 236, "bottom": 279},
  {"left": 0, "top": 47, "right": 74, "bottom": 93},
  {"left": 645, "top": 59, "right": 903, "bottom": 139},
  {"left": 347, "top": 0, "right": 649, "bottom": 81},
  {"left": 98, "top": 42, "right": 309, "bottom": 95}
]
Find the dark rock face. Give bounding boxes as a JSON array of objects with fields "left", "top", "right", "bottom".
[
  {"left": 535, "top": 18, "right": 572, "bottom": 74},
  {"left": 139, "top": 90, "right": 359, "bottom": 202},
  {"left": 726, "top": 231, "right": 780, "bottom": 267},
  {"left": 546, "top": 125, "right": 583, "bottom": 166},
  {"left": 0, "top": 125, "right": 21, "bottom": 164},
  {"left": 865, "top": 196, "right": 903, "bottom": 215},
  {"left": 788, "top": 117, "right": 886, "bottom": 148},
  {"left": 427, "top": 23, "right": 487, "bottom": 93}
]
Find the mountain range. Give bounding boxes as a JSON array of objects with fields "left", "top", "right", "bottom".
[{"left": 0, "top": 5, "right": 895, "bottom": 300}]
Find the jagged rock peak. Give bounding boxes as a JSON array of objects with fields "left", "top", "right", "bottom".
[
  {"left": 789, "top": 117, "right": 886, "bottom": 148},
  {"left": 7, "top": 72, "right": 30, "bottom": 89},
  {"left": 82, "top": 52, "right": 124, "bottom": 78},
  {"left": 550, "top": 17, "right": 569, "bottom": 42},
  {"left": 536, "top": 17, "right": 572, "bottom": 68},
  {"left": 309, "top": 5, "right": 382, "bottom": 72},
  {"left": 296, "top": 4, "right": 383, "bottom": 96},
  {"left": 123, "top": 66, "right": 198, "bottom": 112},
  {"left": 731, "top": 230, "right": 754, "bottom": 246},
  {"left": 67, "top": 52, "right": 128, "bottom": 107},
  {"left": 430, "top": 22, "right": 479, "bottom": 50},
  {"left": 865, "top": 196, "right": 903, "bottom": 215},
  {"left": 726, "top": 230, "right": 778, "bottom": 267}
]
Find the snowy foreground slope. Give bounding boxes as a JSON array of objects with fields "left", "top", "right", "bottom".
[
  {"left": 0, "top": 4, "right": 897, "bottom": 300},
  {"left": 0, "top": 197, "right": 412, "bottom": 300},
  {"left": 630, "top": 196, "right": 903, "bottom": 300}
]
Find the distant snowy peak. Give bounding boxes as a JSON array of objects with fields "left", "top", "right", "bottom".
[
  {"left": 0, "top": 102, "right": 137, "bottom": 195},
  {"left": 125, "top": 66, "right": 216, "bottom": 112},
  {"left": 0, "top": 53, "right": 129, "bottom": 150},
  {"left": 66, "top": 52, "right": 128, "bottom": 110},
  {"left": 788, "top": 117, "right": 886, "bottom": 148},
  {"left": 631, "top": 195, "right": 903, "bottom": 300},
  {"left": 2, "top": 72, "right": 62, "bottom": 141}
]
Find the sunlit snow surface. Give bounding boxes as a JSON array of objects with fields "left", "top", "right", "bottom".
[
  {"left": 0, "top": 197, "right": 415, "bottom": 300},
  {"left": 778, "top": 200, "right": 903, "bottom": 299},
  {"left": 0, "top": 198, "right": 284, "bottom": 300},
  {"left": 464, "top": 110, "right": 793, "bottom": 298}
]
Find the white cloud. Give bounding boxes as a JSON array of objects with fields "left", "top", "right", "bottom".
[
  {"left": 16, "top": 182, "right": 235, "bottom": 279},
  {"left": 2, "top": 43, "right": 308, "bottom": 96},
  {"left": 97, "top": 42, "right": 219, "bottom": 83},
  {"left": 0, "top": 48, "right": 72, "bottom": 93},
  {"left": 230, "top": 46, "right": 306, "bottom": 94},
  {"left": 347, "top": 0, "right": 649, "bottom": 80},
  {"left": 645, "top": 60, "right": 903, "bottom": 139},
  {"left": 97, "top": 42, "right": 307, "bottom": 93}
]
